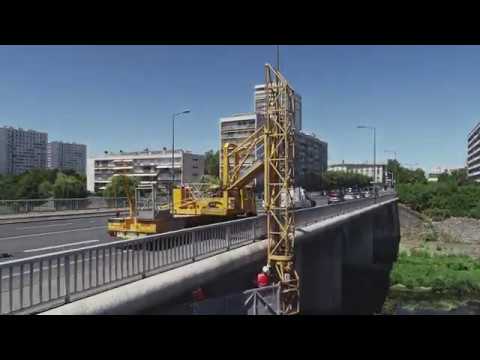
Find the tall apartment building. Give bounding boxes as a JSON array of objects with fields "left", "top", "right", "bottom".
[
  {"left": 219, "top": 113, "right": 258, "bottom": 181},
  {"left": 86, "top": 149, "right": 205, "bottom": 194},
  {"left": 254, "top": 84, "right": 302, "bottom": 131},
  {"left": 467, "top": 122, "right": 480, "bottom": 182},
  {"left": 0, "top": 126, "right": 48, "bottom": 175},
  {"left": 47, "top": 141, "right": 87, "bottom": 174},
  {"left": 295, "top": 132, "right": 328, "bottom": 185},
  {"left": 328, "top": 162, "right": 387, "bottom": 184},
  {"left": 218, "top": 113, "right": 328, "bottom": 189},
  {"left": 218, "top": 84, "right": 326, "bottom": 190}
]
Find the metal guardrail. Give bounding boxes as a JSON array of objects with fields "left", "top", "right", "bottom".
[
  {"left": 0, "top": 193, "right": 397, "bottom": 315},
  {"left": 0, "top": 197, "right": 129, "bottom": 215}
]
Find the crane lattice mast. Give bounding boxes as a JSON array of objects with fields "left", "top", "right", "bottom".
[{"left": 264, "top": 63, "right": 299, "bottom": 314}]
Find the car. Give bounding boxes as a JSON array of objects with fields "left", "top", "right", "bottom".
[
  {"left": 344, "top": 193, "right": 355, "bottom": 200},
  {"left": 327, "top": 191, "right": 344, "bottom": 204},
  {"left": 362, "top": 191, "right": 371, "bottom": 198}
]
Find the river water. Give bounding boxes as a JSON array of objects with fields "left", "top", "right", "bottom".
[
  {"left": 382, "top": 289, "right": 480, "bottom": 315},
  {"left": 395, "top": 302, "right": 480, "bottom": 315}
]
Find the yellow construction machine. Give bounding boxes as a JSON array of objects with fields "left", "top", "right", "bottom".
[
  {"left": 107, "top": 184, "right": 174, "bottom": 238},
  {"left": 107, "top": 125, "right": 263, "bottom": 238},
  {"left": 172, "top": 126, "right": 264, "bottom": 218}
]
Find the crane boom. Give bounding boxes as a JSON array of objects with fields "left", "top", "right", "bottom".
[{"left": 264, "top": 63, "right": 299, "bottom": 314}]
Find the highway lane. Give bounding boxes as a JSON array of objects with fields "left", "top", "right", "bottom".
[
  {"left": 0, "top": 194, "right": 332, "bottom": 260},
  {"left": 0, "top": 215, "right": 115, "bottom": 259}
]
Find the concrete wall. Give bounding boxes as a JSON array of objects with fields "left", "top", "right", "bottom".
[
  {"left": 41, "top": 199, "right": 400, "bottom": 315},
  {"left": 296, "top": 200, "right": 400, "bottom": 314}
]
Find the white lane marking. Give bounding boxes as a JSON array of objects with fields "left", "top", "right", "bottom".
[
  {"left": 15, "top": 223, "right": 74, "bottom": 230},
  {"left": 23, "top": 240, "right": 100, "bottom": 253},
  {"left": 0, "top": 226, "right": 105, "bottom": 240}
]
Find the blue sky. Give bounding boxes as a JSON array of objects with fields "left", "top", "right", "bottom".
[{"left": 0, "top": 45, "right": 478, "bottom": 172}]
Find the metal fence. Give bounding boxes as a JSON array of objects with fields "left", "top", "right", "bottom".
[
  {"left": 0, "top": 194, "right": 397, "bottom": 315},
  {"left": 0, "top": 197, "right": 129, "bottom": 215}
]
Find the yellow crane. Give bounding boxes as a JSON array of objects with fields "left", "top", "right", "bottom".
[
  {"left": 262, "top": 63, "right": 299, "bottom": 314},
  {"left": 106, "top": 63, "right": 300, "bottom": 314}
]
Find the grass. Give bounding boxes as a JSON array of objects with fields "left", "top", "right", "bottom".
[{"left": 391, "top": 250, "right": 480, "bottom": 295}]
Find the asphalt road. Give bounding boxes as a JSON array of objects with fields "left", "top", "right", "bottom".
[
  {"left": 0, "top": 215, "right": 115, "bottom": 259},
  {"left": 0, "top": 194, "right": 342, "bottom": 261}
]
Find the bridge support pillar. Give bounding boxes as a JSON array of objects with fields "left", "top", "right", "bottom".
[{"left": 297, "top": 227, "right": 343, "bottom": 314}]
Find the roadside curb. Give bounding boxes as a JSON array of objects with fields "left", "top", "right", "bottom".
[{"left": 0, "top": 209, "right": 128, "bottom": 225}]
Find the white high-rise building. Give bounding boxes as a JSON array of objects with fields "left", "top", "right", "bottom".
[
  {"left": 86, "top": 149, "right": 204, "bottom": 194},
  {"left": 47, "top": 141, "right": 87, "bottom": 174},
  {"left": 0, "top": 126, "right": 48, "bottom": 175},
  {"left": 254, "top": 84, "right": 302, "bottom": 131},
  {"left": 467, "top": 122, "right": 480, "bottom": 182}
]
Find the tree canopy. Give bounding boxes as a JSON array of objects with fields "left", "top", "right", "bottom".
[
  {"left": 387, "top": 159, "right": 427, "bottom": 184},
  {"left": 103, "top": 175, "right": 139, "bottom": 199},
  {"left": 204, "top": 150, "right": 219, "bottom": 178},
  {"left": 0, "top": 169, "right": 87, "bottom": 200},
  {"left": 302, "top": 171, "right": 372, "bottom": 191}
]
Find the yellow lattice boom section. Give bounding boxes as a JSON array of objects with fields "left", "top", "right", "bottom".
[{"left": 264, "top": 63, "right": 299, "bottom": 315}]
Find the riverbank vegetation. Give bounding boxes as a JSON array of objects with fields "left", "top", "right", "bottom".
[
  {"left": 388, "top": 160, "right": 480, "bottom": 220},
  {"left": 391, "top": 250, "right": 480, "bottom": 294}
]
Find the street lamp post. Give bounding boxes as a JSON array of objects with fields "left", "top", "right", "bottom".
[
  {"left": 357, "top": 125, "right": 377, "bottom": 202},
  {"left": 171, "top": 110, "right": 191, "bottom": 211}
]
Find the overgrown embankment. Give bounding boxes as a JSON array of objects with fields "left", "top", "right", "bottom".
[
  {"left": 383, "top": 205, "right": 480, "bottom": 314},
  {"left": 398, "top": 182, "right": 480, "bottom": 220}
]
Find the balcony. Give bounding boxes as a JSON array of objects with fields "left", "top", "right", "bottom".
[
  {"left": 156, "top": 164, "right": 181, "bottom": 169},
  {"left": 130, "top": 173, "right": 158, "bottom": 177},
  {"left": 468, "top": 154, "right": 480, "bottom": 167}
]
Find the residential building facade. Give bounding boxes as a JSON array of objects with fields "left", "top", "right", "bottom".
[
  {"left": 328, "top": 162, "right": 387, "bottom": 185},
  {"left": 254, "top": 84, "right": 302, "bottom": 131},
  {"left": 219, "top": 113, "right": 258, "bottom": 181},
  {"left": 47, "top": 141, "right": 87, "bottom": 174},
  {"left": 0, "top": 126, "right": 48, "bottom": 175},
  {"left": 86, "top": 149, "right": 205, "bottom": 194},
  {"left": 468, "top": 122, "right": 480, "bottom": 182},
  {"left": 218, "top": 113, "right": 328, "bottom": 189},
  {"left": 295, "top": 131, "right": 328, "bottom": 186}
]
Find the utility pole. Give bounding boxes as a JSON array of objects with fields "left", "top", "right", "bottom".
[
  {"left": 357, "top": 125, "right": 377, "bottom": 202},
  {"left": 171, "top": 110, "right": 190, "bottom": 211}
]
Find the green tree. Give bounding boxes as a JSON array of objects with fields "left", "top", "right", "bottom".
[
  {"left": 103, "top": 175, "right": 139, "bottom": 198},
  {"left": 308, "top": 171, "right": 372, "bottom": 191},
  {"left": 0, "top": 174, "right": 17, "bottom": 200},
  {"left": 15, "top": 170, "right": 48, "bottom": 199},
  {"left": 52, "top": 173, "right": 87, "bottom": 199},
  {"left": 38, "top": 180, "right": 54, "bottom": 198},
  {"left": 204, "top": 150, "right": 220, "bottom": 177},
  {"left": 438, "top": 168, "right": 470, "bottom": 186}
]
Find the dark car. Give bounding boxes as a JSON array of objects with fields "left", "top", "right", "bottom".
[{"left": 327, "top": 191, "right": 344, "bottom": 205}]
